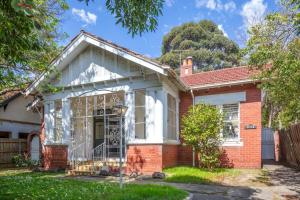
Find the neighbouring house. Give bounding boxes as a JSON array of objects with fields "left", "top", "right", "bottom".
[
  {"left": 0, "top": 90, "right": 41, "bottom": 139},
  {"left": 25, "top": 31, "right": 262, "bottom": 174}
]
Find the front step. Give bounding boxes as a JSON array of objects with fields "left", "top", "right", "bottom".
[{"left": 68, "top": 160, "right": 126, "bottom": 176}]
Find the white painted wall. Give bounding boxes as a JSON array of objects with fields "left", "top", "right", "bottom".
[
  {"left": 0, "top": 121, "right": 40, "bottom": 139},
  {"left": 0, "top": 95, "right": 41, "bottom": 124},
  {"left": 0, "top": 95, "right": 41, "bottom": 138}
]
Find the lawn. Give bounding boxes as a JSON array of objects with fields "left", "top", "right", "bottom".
[
  {"left": 0, "top": 169, "right": 187, "bottom": 200},
  {"left": 163, "top": 166, "right": 241, "bottom": 184}
]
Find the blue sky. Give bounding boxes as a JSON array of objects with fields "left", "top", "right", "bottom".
[{"left": 60, "top": 0, "right": 278, "bottom": 58}]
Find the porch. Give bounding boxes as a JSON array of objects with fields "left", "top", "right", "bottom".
[{"left": 54, "top": 92, "right": 127, "bottom": 173}]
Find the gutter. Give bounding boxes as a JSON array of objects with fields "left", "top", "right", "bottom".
[{"left": 189, "top": 79, "right": 257, "bottom": 90}]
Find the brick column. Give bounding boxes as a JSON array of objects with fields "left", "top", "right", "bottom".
[{"left": 43, "top": 145, "right": 68, "bottom": 170}]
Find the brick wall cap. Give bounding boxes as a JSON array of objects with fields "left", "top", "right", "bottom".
[{"left": 44, "top": 144, "right": 68, "bottom": 147}]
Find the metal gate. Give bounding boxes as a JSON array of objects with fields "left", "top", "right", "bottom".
[
  {"left": 262, "top": 128, "right": 275, "bottom": 160},
  {"left": 70, "top": 92, "right": 125, "bottom": 161}
]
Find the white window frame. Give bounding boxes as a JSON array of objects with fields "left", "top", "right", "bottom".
[
  {"left": 134, "top": 90, "right": 146, "bottom": 140},
  {"left": 54, "top": 99, "right": 63, "bottom": 143},
  {"left": 218, "top": 103, "right": 243, "bottom": 146},
  {"left": 167, "top": 93, "right": 178, "bottom": 141}
]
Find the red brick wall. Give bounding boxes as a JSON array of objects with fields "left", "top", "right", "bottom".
[
  {"left": 126, "top": 144, "right": 162, "bottom": 174},
  {"left": 179, "top": 84, "right": 262, "bottom": 168},
  {"left": 43, "top": 145, "right": 68, "bottom": 170},
  {"left": 162, "top": 145, "right": 178, "bottom": 168},
  {"left": 126, "top": 144, "right": 179, "bottom": 174}
]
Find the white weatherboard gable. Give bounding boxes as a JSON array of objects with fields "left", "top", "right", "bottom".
[
  {"left": 195, "top": 92, "right": 246, "bottom": 105},
  {"left": 25, "top": 32, "right": 167, "bottom": 95},
  {"left": 52, "top": 46, "right": 145, "bottom": 87}
]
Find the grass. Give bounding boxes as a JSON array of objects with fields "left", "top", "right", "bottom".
[
  {"left": 163, "top": 166, "right": 241, "bottom": 184},
  {"left": 0, "top": 169, "right": 187, "bottom": 200}
]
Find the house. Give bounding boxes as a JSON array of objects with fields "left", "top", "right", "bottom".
[
  {"left": 0, "top": 90, "right": 41, "bottom": 139},
  {"left": 25, "top": 31, "right": 262, "bottom": 174}
]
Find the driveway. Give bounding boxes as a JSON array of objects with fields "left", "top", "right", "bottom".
[{"left": 189, "top": 162, "right": 300, "bottom": 200}]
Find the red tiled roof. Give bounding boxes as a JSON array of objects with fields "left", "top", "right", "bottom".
[
  {"left": 0, "top": 89, "right": 21, "bottom": 106},
  {"left": 181, "top": 66, "right": 257, "bottom": 87}
]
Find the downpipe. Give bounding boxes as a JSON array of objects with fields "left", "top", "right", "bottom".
[{"left": 190, "top": 89, "right": 195, "bottom": 167}]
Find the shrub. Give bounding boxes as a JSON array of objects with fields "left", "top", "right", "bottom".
[
  {"left": 12, "top": 153, "right": 40, "bottom": 168},
  {"left": 181, "top": 104, "right": 223, "bottom": 170}
]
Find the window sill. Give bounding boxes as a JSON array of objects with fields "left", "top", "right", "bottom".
[
  {"left": 221, "top": 139, "right": 243, "bottom": 147},
  {"left": 163, "top": 139, "right": 180, "bottom": 145}
]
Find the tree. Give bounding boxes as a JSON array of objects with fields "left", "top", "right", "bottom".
[
  {"left": 245, "top": 0, "right": 300, "bottom": 128},
  {"left": 80, "top": 0, "right": 164, "bottom": 36},
  {"left": 159, "top": 20, "right": 240, "bottom": 71},
  {"left": 0, "top": 0, "right": 163, "bottom": 92},
  {"left": 181, "top": 104, "right": 223, "bottom": 169},
  {"left": 0, "top": 0, "right": 68, "bottom": 91}
]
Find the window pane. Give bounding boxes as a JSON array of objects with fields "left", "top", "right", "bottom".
[
  {"left": 54, "top": 100, "right": 63, "bottom": 143},
  {"left": 135, "top": 90, "right": 146, "bottom": 139},
  {"left": 135, "top": 107, "right": 145, "bottom": 123},
  {"left": 167, "top": 94, "right": 177, "bottom": 140},
  {"left": 168, "top": 94, "right": 176, "bottom": 110},
  {"left": 223, "top": 104, "right": 238, "bottom": 121},
  {"left": 223, "top": 121, "right": 239, "bottom": 139},
  {"left": 135, "top": 123, "right": 145, "bottom": 139}
]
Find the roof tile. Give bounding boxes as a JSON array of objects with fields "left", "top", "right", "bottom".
[{"left": 181, "top": 66, "right": 255, "bottom": 87}]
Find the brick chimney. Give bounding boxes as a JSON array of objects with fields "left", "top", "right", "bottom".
[{"left": 180, "top": 56, "right": 193, "bottom": 77}]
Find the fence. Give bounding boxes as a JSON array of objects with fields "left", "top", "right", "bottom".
[
  {"left": 0, "top": 139, "right": 27, "bottom": 167},
  {"left": 279, "top": 123, "right": 300, "bottom": 168}
]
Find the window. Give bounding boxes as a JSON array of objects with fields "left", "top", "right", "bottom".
[
  {"left": 135, "top": 90, "right": 146, "bottom": 139},
  {"left": 221, "top": 103, "right": 239, "bottom": 140},
  {"left": 54, "top": 100, "right": 63, "bottom": 143},
  {"left": 167, "top": 94, "right": 177, "bottom": 140},
  {"left": 0, "top": 131, "right": 10, "bottom": 138},
  {"left": 19, "top": 132, "right": 29, "bottom": 139}
]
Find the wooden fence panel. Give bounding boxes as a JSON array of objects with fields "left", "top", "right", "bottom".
[
  {"left": 0, "top": 139, "right": 27, "bottom": 166},
  {"left": 279, "top": 124, "right": 300, "bottom": 168}
]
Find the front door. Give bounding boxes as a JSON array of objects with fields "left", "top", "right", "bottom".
[{"left": 94, "top": 118, "right": 105, "bottom": 148}]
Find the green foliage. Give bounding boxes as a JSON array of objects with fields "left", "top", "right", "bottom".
[
  {"left": 245, "top": 0, "right": 300, "bottom": 128},
  {"left": 181, "top": 104, "right": 223, "bottom": 169},
  {"left": 160, "top": 20, "right": 240, "bottom": 71},
  {"left": 80, "top": 0, "right": 164, "bottom": 37},
  {"left": 11, "top": 154, "right": 40, "bottom": 168},
  {"left": 0, "top": 0, "right": 67, "bottom": 91},
  {"left": 164, "top": 166, "right": 241, "bottom": 184},
  {"left": 0, "top": 170, "right": 187, "bottom": 199}
]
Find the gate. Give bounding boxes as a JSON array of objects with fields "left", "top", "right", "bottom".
[
  {"left": 262, "top": 128, "right": 275, "bottom": 160},
  {"left": 30, "top": 135, "right": 40, "bottom": 161}
]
